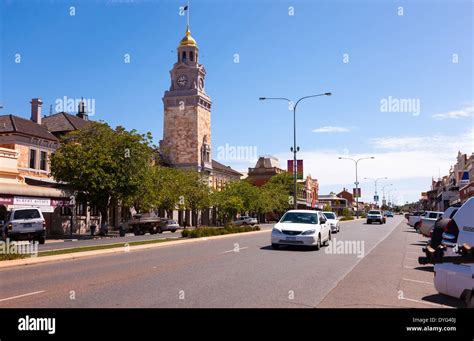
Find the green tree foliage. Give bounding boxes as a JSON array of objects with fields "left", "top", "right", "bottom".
[{"left": 50, "top": 122, "right": 156, "bottom": 222}]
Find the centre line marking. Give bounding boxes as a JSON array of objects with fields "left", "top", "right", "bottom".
[{"left": 0, "top": 290, "right": 46, "bottom": 303}]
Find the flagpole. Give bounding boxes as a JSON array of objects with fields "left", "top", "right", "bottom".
[{"left": 187, "top": 1, "right": 190, "bottom": 30}]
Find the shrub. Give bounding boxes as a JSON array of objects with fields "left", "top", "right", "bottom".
[
  {"left": 339, "top": 216, "right": 354, "bottom": 221},
  {"left": 181, "top": 225, "right": 260, "bottom": 238}
]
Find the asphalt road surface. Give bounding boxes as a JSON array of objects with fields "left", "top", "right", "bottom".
[{"left": 1, "top": 216, "right": 423, "bottom": 308}]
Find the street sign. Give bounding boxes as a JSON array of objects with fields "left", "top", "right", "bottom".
[
  {"left": 353, "top": 188, "right": 361, "bottom": 198},
  {"left": 374, "top": 195, "right": 379, "bottom": 202}
]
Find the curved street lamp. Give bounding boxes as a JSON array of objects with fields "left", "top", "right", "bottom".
[
  {"left": 338, "top": 156, "right": 375, "bottom": 218},
  {"left": 259, "top": 92, "right": 332, "bottom": 209},
  {"left": 364, "top": 177, "right": 388, "bottom": 207}
]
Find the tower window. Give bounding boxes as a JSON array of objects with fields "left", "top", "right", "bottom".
[
  {"left": 190, "top": 51, "right": 194, "bottom": 61},
  {"left": 182, "top": 51, "right": 187, "bottom": 62}
]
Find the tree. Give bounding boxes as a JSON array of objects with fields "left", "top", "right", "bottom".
[
  {"left": 323, "top": 203, "right": 332, "bottom": 212},
  {"left": 180, "top": 170, "right": 211, "bottom": 228},
  {"left": 50, "top": 122, "right": 156, "bottom": 225}
]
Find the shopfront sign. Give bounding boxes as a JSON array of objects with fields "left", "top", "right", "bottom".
[{"left": 14, "top": 197, "right": 50, "bottom": 206}]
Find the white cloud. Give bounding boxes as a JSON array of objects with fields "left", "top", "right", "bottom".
[
  {"left": 432, "top": 105, "right": 474, "bottom": 120},
  {"left": 275, "top": 129, "right": 473, "bottom": 203},
  {"left": 312, "top": 126, "right": 351, "bottom": 133}
]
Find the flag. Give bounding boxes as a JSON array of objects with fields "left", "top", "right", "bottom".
[{"left": 183, "top": 5, "right": 188, "bottom": 10}]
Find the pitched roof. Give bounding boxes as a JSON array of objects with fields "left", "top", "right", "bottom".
[
  {"left": 212, "top": 159, "right": 242, "bottom": 177},
  {"left": 0, "top": 114, "right": 58, "bottom": 141},
  {"left": 42, "top": 112, "right": 89, "bottom": 133}
]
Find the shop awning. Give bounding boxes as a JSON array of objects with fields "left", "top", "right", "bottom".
[{"left": 0, "top": 183, "right": 68, "bottom": 198}]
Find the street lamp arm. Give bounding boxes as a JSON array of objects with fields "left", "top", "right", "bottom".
[
  {"left": 259, "top": 97, "right": 291, "bottom": 102},
  {"left": 294, "top": 93, "right": 331, "bottom": 110}
]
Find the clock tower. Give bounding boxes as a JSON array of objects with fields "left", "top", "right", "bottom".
[{"left": 160, "top": 26, "right": 212, "bottom": 174}]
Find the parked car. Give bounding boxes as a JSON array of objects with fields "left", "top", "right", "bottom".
[
  {"left": 421, "top": 198, "right": 474, "bottom": 307},
  {"left": 418, "top": 211, "right": 444, "bottom": 237},
  {"left": 233, "top": 216, "right": 258, "bottom": 226},
  {"left": 366, "top": 210, "right": 386, "bottom": 224},
  {"left": 322, "top": 211, "right": 340, "bottom": 233},
  {"left": 1, "top": 208, "right": 46, "bottom": 244},
  {"left": 271, "top": 210, "right": 331, "bottom": 250},
  {"left": 159, "top": 219, "right": 180, "bottom": 233},
  {"left": 407, "top": 211, "right": 427, "bottom": 229}
]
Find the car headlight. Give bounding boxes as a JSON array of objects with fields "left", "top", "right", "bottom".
[
  {"left": 272, "top": 228, "right": 281, "bottom": 234},
  {"left": 301, "top": 229, "right": 316, "bottom": 235},
  {"left": 330, "top": 222, "right": 336, "bottom": 226}
]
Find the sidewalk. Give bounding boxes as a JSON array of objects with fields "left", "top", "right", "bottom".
[{"left": 317, "top": 219, "right": 465, "bottom": 308}]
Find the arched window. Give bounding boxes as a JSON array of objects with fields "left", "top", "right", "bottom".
[
  {"left": 182, "top": 51, "right": 187, "bottom": 62},
  {"left": 190, "top": 51, "right": 194, "bottom": 61}
]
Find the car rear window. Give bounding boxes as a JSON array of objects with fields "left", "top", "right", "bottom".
[
  {"left": 368, "top": 211, "right": 381, "bottom": 215},
  {"left": 13, "top": 209, "right": 40, "bottom": 220}
]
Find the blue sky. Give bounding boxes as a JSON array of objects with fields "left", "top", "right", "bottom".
[{"left": 1, "top": 0, "right": 473, "bottom": 204}]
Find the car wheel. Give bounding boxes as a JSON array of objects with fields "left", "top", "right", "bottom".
[
  {"left": 171, "top": 229, "right": 176, "bottom": 233},
  {"left": 313, "top": 235, "right": 321, "bottom": 251},
  {"left": 414, "top": 222, "right": 420, "bottom": 231},
  {"left": 324, "top": 231, "right": 331, "bottom": 246},
  {"left": 157, "top": 227, "right": 163, "bottom": 234},
  {"left": 271, "top": 243, "right": 280, "bottom": 250},
  {"left": 38, "top": 237, "right": 45, "bottom": 245}
]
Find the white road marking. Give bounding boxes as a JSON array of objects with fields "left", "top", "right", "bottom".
[
  {"left": 222, "top": 247, "right": 249, "bottom": 254},
  {"left": 400, "top": 297, "right": 451, "bottom": 308},
  {"left": 402, "top": 278, "right": 434, "bottom": 285},
  {"left": 0, "top": 290, "right": 46, "bottom": 303},
  {"left": 404, "top": 257, "right": 419, "bottom": 261}
]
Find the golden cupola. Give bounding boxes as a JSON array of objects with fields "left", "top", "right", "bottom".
[{"left": 179, "top": 27, "right": 197, "bottom": 47}]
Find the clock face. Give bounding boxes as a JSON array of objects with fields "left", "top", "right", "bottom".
[
  {"left": 177, "top": 74, "right": 188, "bottom": 88},
  {"left": 199, "top": 78, "right": 204, "bottom": 90}
]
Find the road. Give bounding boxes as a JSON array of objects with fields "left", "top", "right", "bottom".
[{"left": 0, "top": 216, "right": 449, "bottom": 308}]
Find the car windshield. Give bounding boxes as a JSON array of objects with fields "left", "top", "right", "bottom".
[
  {"left": 368, "top": 210, "right": 381, "bottom": 215},
  {"left": 323, "top": 212, "right": 336, "bottom": 219},
  {"left": 280, "top": 212, "right": 317, "bottom": 224},
  {"left": 13, "top": 209, "right": 40, "bottom": 220}
]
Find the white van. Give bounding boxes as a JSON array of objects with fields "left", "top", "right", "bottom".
[{"left": 1, "top": 208, "right": 46, "bottom": 244}]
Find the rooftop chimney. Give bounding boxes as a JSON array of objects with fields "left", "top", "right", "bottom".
[{"left": 30, "top": 98, "right": 43, "bottom": 124}]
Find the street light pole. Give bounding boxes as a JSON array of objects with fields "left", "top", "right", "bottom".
[
  {"left": 338, "top": 156, "right": 375, "bottom": 218},
  {"left": 364, "top": 177, "right": 388, "bottom": 207},
  {"left": 260, "top": 92, "right": 332, "bottom": 209},
  {"left": 381, "top": 183, "right": 393, "bottom": 207}
]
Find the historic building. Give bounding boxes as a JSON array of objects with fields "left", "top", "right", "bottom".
[
  {"left": 160, "top": 26, "right": 241, "bottom": 185},
  {"left": 0, "top": 98, "right": 99, "bottom": 236}
]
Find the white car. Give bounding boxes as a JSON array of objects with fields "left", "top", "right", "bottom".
[
  {"left": 271, "top": 210, "right": 331, "bottom": 250},
  {"left": 233, "top": 216, "right": 258, "bottom": 226},
  {"left": 366, "top": 210, "right": 386, "bottom": 224},
  {"left": 323, "top": 211, "right": 340, "bottom": 233}
]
